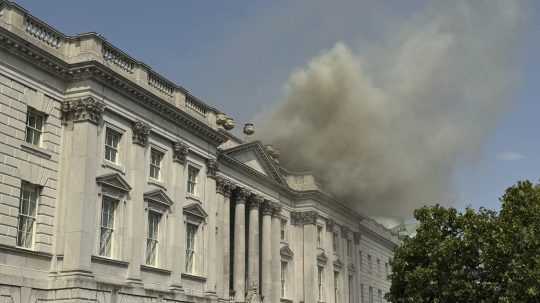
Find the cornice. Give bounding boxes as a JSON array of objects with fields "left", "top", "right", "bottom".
[
  {"left": 358, "top": 220, "right": 399, "bottom": 249},
  {"left": 0, "top": 27, "right": 228, "bottom": 146}
]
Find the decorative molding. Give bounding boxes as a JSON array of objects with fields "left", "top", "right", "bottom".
[
  {"left": 325, "top": 218, "right": 335, "bottom": 232},
  {"left": 333, "top": 258, "right": 344, "bottom": 270},
  {"left": 354, "top": 232, "right": 361, "bottom": 245},
  {"left": 183, "top": 203, "right": 208, "bottom": 221},
  {"left": 172, "top": 141, "right": 189, "bottom": 164},
  {"left": 348, "top": 263, "right": 356, "bottom": 274},
  {"left": 248, "top": 194, "right": 263, "bottom": 210},
  {"left": 144, "top": 189, "right": 173, "bottom": 208},
  {"left": 206, "top": 158, "right": 218, "bottom": 179},
  {"left": 271, "top": 202, "right": 282, "bottom": 218},
  {"left": 341, "top": 226, "right": 351, "bottom": 238},
  {"left": 216, "top": 177, "right": 236, "bottom": 198},
  {"left": 235, "top": 187, "right": 250, "bottom": 204},
  {"left": 131, "top": 120, "right": 151, "bottom": 147},
  {"left": 317, "top": 251, "right": 328, "bottom": 265},
  {"left": 291, "top": 211, "right": 318, "bottom": 226},
  {"left": 261, "top": 200, "right": 274, "bottom": 216},
  {"left": 62, "top": 96, "right": 105, "bottom": 125},
  {"left": 96, "top": 173, "right": 131, "bottom": 193}
]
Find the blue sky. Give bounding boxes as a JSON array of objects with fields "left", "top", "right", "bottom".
[{"left": 16, "top": 1, "right": 540, "bottom": 214}]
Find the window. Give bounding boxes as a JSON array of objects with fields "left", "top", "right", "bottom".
[
  {"left": 348, "top": 275, "right": 354, "bottom": 303},
  {"left": 187, "top": 166, "right": 199, "bottom": 195},
  {"left": 280, "top": 219, "right": 287, "bottom": 242},
  {"left": 378, "top": 290, "right": 382, "bottom": 303},
  {"left": 318, "top": 266, "right": 324, "bottom": 301},
  {"left": 149, "top": 149, "right": 163, "bottom": 180},
  {"left": 368, "top": 254, "right": 373, "bottom": 273},
  {"left": 104, "top": 128, "right": 121, "bottom": 163},
  {"left": 25, "top": 108, "right": 44, "bottom": 146},
  {"left": 334, "top": 271, "right": 340, "bottom": 303},
  {"left": 332, "top": 232, "right": 339, "bottom": 253},
  {"left": 369, "top": 287, "right": 373, "bottom": 303},
  {"left": 99, "top": 196, "right": 117, "bottom": 257},
  {"left": 347, "top": 239, "right": 352, "bottom": 257},
  {"left": 185, "top": 223, "right": 198, "bottom": 274},
  {"left": 281, "top": 261, "right": 288, "bottom": 298},
  {"left": 16, "top": 182, "right": 39, "bottom": 248},
  {"left": 146, "top": 211, "right": 161, "bottom": 266},
  {"left": 317, "top": 225, "right": 323, "bottom": 248}
]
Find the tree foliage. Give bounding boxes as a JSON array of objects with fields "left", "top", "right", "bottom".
[{"left": 386, "top": 180, "right": 540, "bottom": 303}]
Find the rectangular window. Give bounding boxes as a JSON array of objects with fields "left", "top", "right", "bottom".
[
  {"left": 187, "top": 166, "right": 199, "bottom": 195},
  {"left": 25, "top": 108, "right": 44, "bottom": 146},
  {"left": 16, "top": 183, "right": 39, "bottom": 248},
  {"left": 334, "top": 271, "right": 340, "bottom": 303},
  {"left": 149, "top": 149, "right": 163, "bottom": 180},
  {"left": 104, "top": 128, "right": 121, "bottom": 163},
  {"left": 368, "top": 255, "right": 373, "bottom": 273},
  {"left": 369, "top": 287, "right": 373, "bottom": 303},
  {"left": 280, "top": 219, "right": 287, "bottom": 241},
  {"left": 349, "top": 275, "right": 354, "bottom": 303},
  {"left": 99, "top": 196, "right": 117, "bottom": 257},
  {"left": 185, "top": 223, "right": 198, "bottom": 273},
  {"left": 317, "top": 225, "right": 323, "bottom": 248},
  {"left": 333, "top": 232, "right": 339, "bottom": 253},
  {"left": 318, "top": 266, "right": 324, "bottom": 301},
  {"left": 146, "top": 211, "right": 161, "bottom": 266},
  {"left": 281, "top": 261, "right": 287, "bottom": 298}
]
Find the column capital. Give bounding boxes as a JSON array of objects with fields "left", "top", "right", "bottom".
[
  {"left": 248, "top": 194, "right": 263, "bottom": 209},
  {"left": 325, "top": 218, "right": 335, "bottom": 231},
  {"left": 341, "top": 225, "right": 351, "bottom": 238},
  {"left": 216, "top": 177, "right": 236, "bottom": 197},
  {"left": 291, "top": 211, "right": 318, "bottom": 226},
  {"left": 206, "top": 158, "right": 218, "bottom": 179},
  {"left": 236, "top": 187, "right": 251, "bottom": 204},
  {"left": 173, "top": 141, "right": 189, "bottom": 164},
  {"left": 131, "top": 120, "right": 151, "bottom": 147},
  {"left": 271, "top": 202, "right": 282, "bottom": 218},
  {"left": 62, "top": 96, "right": 105, "bottom": 125},
  {"left": 261, "top": 200, "right": 274, "bottom": 216}
]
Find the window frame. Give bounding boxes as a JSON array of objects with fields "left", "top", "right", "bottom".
[
  {"left": 16, "top": 182, "right": 39, "bottom": 249},
  {"left": 25, "top": 107, "right": 45, "bottom": 147},
  {"left": 149, "top": 148, "right": 164, "bottom": 181},
  {"left": 280, "top": 219, "right": 287, "bottom": 242},
  {"left": 104, "top": 127, "right": 122, "bottom": 164},
  {"left": 186, "top": 165, "right": 200, "bottom": 196},
  {"left": 185, "top": 222, "right": 199, "bottom": 274},
  {"left": 281, "top": 260, "right": 288, "bottom": 298},
  {"left": 317, "top": 225, "right": 324, "bottom": 249},
  {"left": 98, "top": 195, "right": 118, "bottom": 258},
  {"left": 334, "top": 270, "right": 340, "bottom": 303},
  {"left": 318, "top": 265, "right": 325, "bottom": 302},
  {"left": 145, "top": 209, "right": 162, "bottom": 266}
]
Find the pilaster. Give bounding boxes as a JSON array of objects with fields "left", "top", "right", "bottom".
[
  {"left": 247, "top": 194, "right": 263, "bottom": 295},
  {"left": 205, "top": 158, "right": 218, "bottom": 298},
  {"left": 270, "top": 203, "right": 282, "bottom": 303},
  {"left": 292, "top": 211, "right": 318, "bottom": 303},
  {"left": 261, "top": 200, "right": 273, "bottom": 303},
  {"left": 234, "top": 187, "right": 250, "bottom": 302}
]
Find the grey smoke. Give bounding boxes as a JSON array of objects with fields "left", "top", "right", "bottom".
[{"left": 256, "top": 0, "right": 525, "bottom": 220}]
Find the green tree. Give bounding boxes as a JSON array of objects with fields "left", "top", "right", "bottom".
[{"left": 386, "top": 180, "right": 540, "bottom": 303}]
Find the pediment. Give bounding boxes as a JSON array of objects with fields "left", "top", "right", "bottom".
[
  {"left": 144, "top": 189, "right": 173, "bottom": 207},
  {"left": 183, "top": 203, "right": 208, "bottom": 220},
  {"left": 96, "top": 173, "right": 131, "bottom": 192},
  {"left": 222, "top": 141, "right": 284, "bottom": 184},
  {"left": 280, "top": 245, "right": 294, "bottom": 259}
]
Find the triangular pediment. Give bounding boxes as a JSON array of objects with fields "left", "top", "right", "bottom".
[
  {"left": 183, "top": 203, "right": 208, "bottom": 219},
  {"left": 280, "top": 245, "right": 294, "bottom": 259},
  {"left": 96, "top": 173, "right": 131, "bottom": 192},
  {"left": 222, "top": 141, "right": 284, "bottom": 184},
  {"left": 144, "top": 189, "right": 173, "bottom": 207}
]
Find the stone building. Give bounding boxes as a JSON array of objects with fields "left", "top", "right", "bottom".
[{"left": 0, "top": 1, "right": 398, "bottom": 302}]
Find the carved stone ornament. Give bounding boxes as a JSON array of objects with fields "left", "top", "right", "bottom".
[
  {"left": 173, "top": 141, "right": 189, "bottom": 164},
  {"left": 248, "top": 194, "right": 263, "bottom": 209},
  {"left": 271, "top": 202, "right": 282, "bottom": 217},
  {"left": 317, "top": 251, "right": 328, "bottom": 265},
  {"left": 131, "top": 120, "right": 151, "bottom": 147},
  {"left": 236, "top": 187, "right": 251, "bottom": 204},
  {"left": 291, "top": 211, "right": 318, "bottom": 226},
  {"left": 206, "top": 158, "right": 218, "bottom": 179},
  {"left": 261, "top": 200, "right": 274, "bottom": 216},
  {"left": 325, "top": 218, "right": 335, "bottom": 232},
  {"left": 62, "top": 96, "right": 105, "bottom": 125},
  {"left": 341, "top": 226, "right": 351, "bottom": 238},
  {"left": 348, "top": 263, "right": 356, "bottom": 273},
  {"left": 216, "top": 176, "right": 226, "bottom": 195}
]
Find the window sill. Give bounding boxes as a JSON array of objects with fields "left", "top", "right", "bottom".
[
  {"left": 140, "top": 264, "right": 172, "bottom": 275},
  {"left": 101, "top": 160, "right": 126, "bottom": 175},
  {"left": 280, "top": 298, "right": 293, "bottom": 303},
  {"left": 148, "top": 179, "right": 167, "bottom": 190},
  {"left": 20, "top": 142, "right": 52, "bottom": 160},
  {"left": 182, "top": 273, "right": 207, "bottom": 282},
  {"left": 1, "top": 243, "right": 51, "bottom": 259},
  {"left": 91, "top": 255, "right": 129, "bottom": 267}
]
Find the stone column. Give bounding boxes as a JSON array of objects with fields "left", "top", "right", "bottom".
[
  {"left": 169, "top": 141, "right": 189, "bottom": 291},
  {"left": 270, "top": 203, "right": 282, "bottom": 303},
  {"left": 125, "top": 120, "right": 151, "bottom": 285},
  {"left": 223, "top": 180, "right": 235, "bottom": 300},
  {"left": 261, "top": 200, "right": 273, "bottom": 302},
  {"left": 247, "top": 194, "right": 262, "bottom": 294},
  {"left": 292, "top": 211, "right": 319, "bottom": 303},
  {"left": 205, "top": 158, "right": 219, "bottom": 297},
  {"left": 60, "top": 96, "right": 104, "bottom": 277},
  {"left": 234, "top": 188, "right": 249, "bottom": 302}
]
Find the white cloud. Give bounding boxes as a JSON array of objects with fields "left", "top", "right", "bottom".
[{"left": 496, "top": 152, "right": 525, "bottom": 161}]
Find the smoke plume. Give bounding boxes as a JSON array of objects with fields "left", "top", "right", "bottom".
[{"left": 256, "top": 1, "right": 525, "bottom": 220}]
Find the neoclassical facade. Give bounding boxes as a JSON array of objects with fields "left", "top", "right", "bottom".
[{"left": 0, "top": 2, "right": 399, "bottom": 303}]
